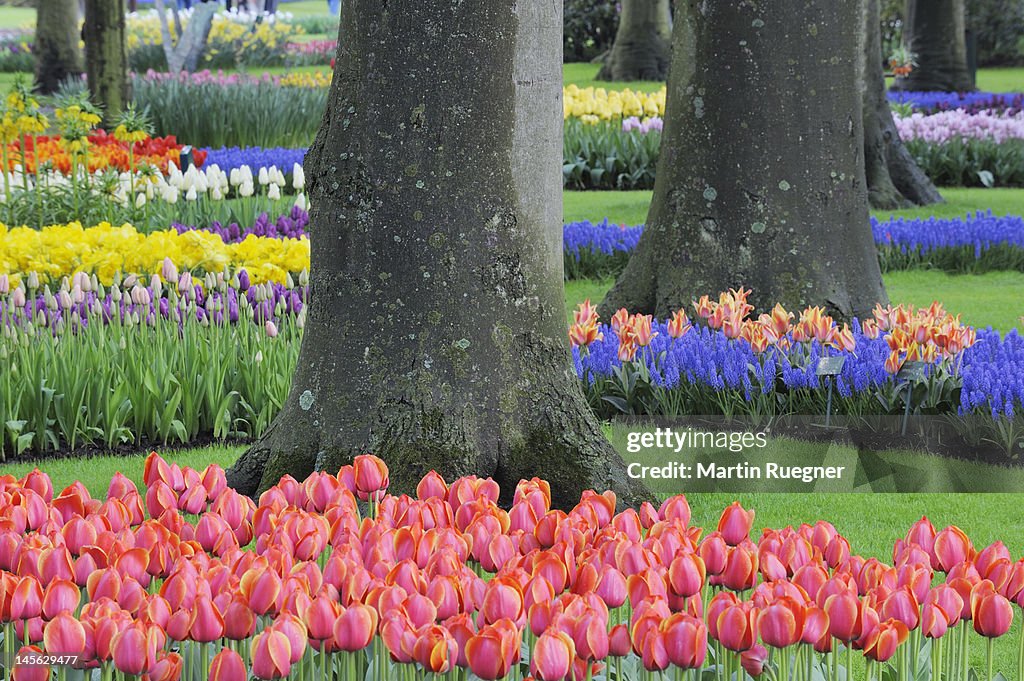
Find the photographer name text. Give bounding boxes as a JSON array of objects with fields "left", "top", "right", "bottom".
[{"left": 627, "top": 461, "right": 846, "bottom": 483}]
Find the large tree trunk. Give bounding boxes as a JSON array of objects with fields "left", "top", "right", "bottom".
[
  {"left": 226, "top": 0, "right": 649, "bottom": 510},
  {"left": 83, "top": 0, "right": 128, "bottom": 123},
  {"left": 598, "top": 0, "right": 888, "bottom": 321},
  {"left": 863, "top": 0, "right": 944, "bottom": 209},
  {"left": 893, "top": 0, "right": 974, "bottom": 91},
  {"left": 596, "top": 0, "right": 672, "bottom": 82},
  {"left": 33, "top": 0, "right": 84, "bottom": 94}
]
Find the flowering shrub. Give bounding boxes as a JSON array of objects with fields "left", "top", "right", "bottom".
[
  {"left": 0, "top": 452, "right": 1022, "bottom": 681},
  {"left": 126, "top": 8, "right": 305, "bottom": 70}
]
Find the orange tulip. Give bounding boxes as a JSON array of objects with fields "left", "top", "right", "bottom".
[
  {"left": 149, "top": 652, "right": 182, "bottom": 681},
  {"left": 715, "top": 602, "right": 758, "bottom": 652},
  {"left": 862, "top": 619, "right": 909, "bottom": 662},
  {"left": 11, "top": 646, "right": 49, "bottom": 681},
  {"left": 111, "top": 623, "right": 153, "bottom": 675},
  {"left": 667, "top": 310, "right": 691, "bottom": 339},
  {"left": 465, "top": 619, "right": 520, "bottom": 680},
  {"left": 661, "top": 612, "right": 707, "bottom": 668},
  {"left": 934, "top": 526, "right": 974, "bottom": 573},
  {"left": 42, "top": 611, "right": 87, "bottom": 656},
  {"left": 758, "top": 597, "right": 805, "bottom": 649},
  {"left": 333, "top": 603, "right": 378, "bottom": 652},
  {"left": 668, "top": 552, "right": 706, "bottom": 598}
]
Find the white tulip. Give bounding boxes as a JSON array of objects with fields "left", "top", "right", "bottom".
[
  {"left": 292, "top": 163, "right": 305, "bottom": 191},
  {"left": 268, "top": 183, "right": 281, "bottom": 201}
]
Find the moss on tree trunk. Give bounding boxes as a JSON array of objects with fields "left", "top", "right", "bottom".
[
  {"left": 863, "top": 0, "right": 944, "bottom": 209},
  {"left": 596, "top": 0, "right": 672, "bottom": 82},
  {"left": 893, "top": 0, "right": 974, "bottom": 92},
  {"left": 34, "top": 0, "right": 84, "bottom": 94},
  {"left": 598, "top": 0, "right": 888, "bottom": 321},
  {"left": 83, "top": 0, "right": 128, "bottom": 123},
  {"left": 226, "top": 0, "right": 649, "bottom": 511}
]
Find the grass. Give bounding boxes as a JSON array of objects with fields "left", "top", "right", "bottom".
[
  {"left": 564, "top": 187, "right": 1024, "bottom": 227},
  {"left": 0, "top": 6, "right": 33, "bottom": 30},
  {"left": 566, "top": 272, "right": 1024, "bottom": 332},
  {"left": 975, "top": 66, "right": 1024, "bottom": 93}
]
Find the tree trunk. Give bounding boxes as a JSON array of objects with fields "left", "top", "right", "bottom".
[
  {"left": 83, "top": 0, "right": 128, "bottom": 123},
  {"left": 596, "top": 0, "right": 672, "bottom": 82},
  {"left": 225, "top": 0, "right": 649, "bottom": 510},
  {"left": 894, "top": 0, "right": 974, "bottom": 91},
  {"left": 598, "top": 0, "right": 888, "bottom": 321},
  {"left": 33, "top": 0, "right": 84, "bottom": 94},
  {"left": 863, "top": 0, "right": 944, "bottom": 209}
]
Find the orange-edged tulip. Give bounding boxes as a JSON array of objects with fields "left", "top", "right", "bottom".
[
  {"left": 333, "top": 603, "right": 378, "bottom": 652},
  {"left": 209, "top": 648, "right": 247, "bottom": 681},
  {"left": 465, "top": 619, "right": 520, "bottom": 681},
  {"left": 609, "top": 624, "right": 631, "bottom": 657},
  {"left": 572, "top": 611, "right": 610, "bottom": 661},
  {"left": 11, "top": 646, "right": 49, "bottom": 681},
  {"left": 715, "top": 602, "right": 758, "bottom": 652},
  {"left": 11, "top": 576, "right": 43, "bottom": 621},
  {"left": 718, "top": 502, "right": 755, "bottom": 546},
  {"left": 661, "top": 612, "right": 707, "bottom": 669},
  {"left": 149, "top": 651, "right": 182, "bottom": 681},
  {"left": 416, "top": 471, "right": 448, "bottom": 500},
  {"left": 824, "top": 591, "right": 865, "bottom": 642},
  {"left": 41, "top": 579, "right": 79, "bottom": 620},
  {"left": 251, "top": 628, "right": 293, "bottom": 680},
  {"left": 111, "top": 623, "right": 152, "bottom": 675},
  {"left": 721, "top": 544, "right": 758, "bottom": 592},
  {"left": 667, "top": 309, "right": 692, "bottom": 339},
  {"left": 741, "top": 643, "right": 768, "bottom": 677},
  {"left": 241, "top": 567, "right": 282, "bottom": 616},
  {"left": 862, "top": 619, "right": 909, "bottom": 662},
  {"left": 921, "top": 602, "right": 949, "bottom": 639},
  {"left": 189, "top": 594, "right": 225, "bottom": 643},
  {"left": 880, "top": 587, "right": 920, "bottom": 630},
  {"left": 668, "top": 552, "right": 706, "bottom": 598},
  {"left": 574, "top": 299, "right": 599, "bottom": 327},
  {"left": 971, "top": 580, "right": 1014, "bottom": 638},
  {"left": 272, "top": 614, "right": 308, "bottom": 664},
  {"left": 933, "top": 526, "right": 973, "bottom": 573},
  {"left": 758, "top": 597, "right": 805, "bottom": 649},
  {"left": 305, "top": 593, "right": 342, "bottom": 649},
  {"left": 531, "top": 630, "right": 575, "bottom": 681},
  {"left": 700, "top": 533, "right": 728, "bottom": 575},
  {"left": 42, "top": 611, "right": 87, "bottom": 656},
  {"left": 353, "top": 454, "right": 390, "bottom": 501},
  {"left": 223, "top": 595, "right": 257, "bottom": 640}
]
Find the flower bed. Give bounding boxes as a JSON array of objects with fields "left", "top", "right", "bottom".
[
  {"left": 888, "top": 90, "right": 1024, "bottom": 116},
  {"left": 0, "top": 452, "right": 1022, "bottom": 681}
]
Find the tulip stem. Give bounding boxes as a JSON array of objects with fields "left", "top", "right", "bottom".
[
  {"left": 962, "top": 623, "right": 969, "bottom": 681},
  {"left": 986, "top": 637, "right": 994, "bottom": 681},
  {"left": 1018, "top": 624, "right": 1024, "bottom": 681}
]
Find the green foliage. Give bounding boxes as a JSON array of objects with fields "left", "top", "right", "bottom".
[
  {"left": 130, "top": 75, "right": 326, "bottom": 148},
  {"left": 0, "top": 303, "right": 297, "bottom": 459},
  {"left": 564, "top": 0, "right": 619, "bottom": 63},
  {"left": 882, "top": 0, "right": 1024, "bottom": 67},
  {"left": 563, "top": 119, "right": 659, "bottom": 190},
  {"left": 905, "top": 138, "right": 1024, "bottom": 188}
]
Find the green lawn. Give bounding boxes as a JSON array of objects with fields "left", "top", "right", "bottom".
[
  {"left": 564, "top": 187, "right": 1024, "bottom": 227},
  {"left": 566, "top": 271, "right": 1024, "bottom": 332},
  {"left": 975, "top": 66, "right": 1024, "bottom": 93},
  {"left": 0, "top": 6, "right": 33, "bottom": 30}
]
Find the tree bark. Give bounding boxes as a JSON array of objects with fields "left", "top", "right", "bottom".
[
  {"left": 83, "top": 0, "right": 128, "bottom": 123},
  {"left": 596, "top": 0, "right": 672, "bottom": 82},
  {"left": 862, "top": 0, "right": 944, "bottom": 209},
  {"left": 893, "top": 0, "right": 975, "bottom": 91},
  {"left": 33, "top": 0, "right": 84, "bottom": 94},
  {"left": 226, "top": 0, "right": 649, "bottom": 510},
  {"left": 598, "top": 0, "right": 888, "bottom": 321}
]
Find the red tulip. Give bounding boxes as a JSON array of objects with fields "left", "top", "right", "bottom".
[
  {"left": 721, "top": 544, "right": 758, "bottom": 591},
  {"left": 11, "top": 576, "right": 43, "bottom": 620},
  {"left": 209, "top": 648, "right": 247, "bottom": 681},
  {"left": 718, "top": 502, "right": 755, "bottom": 546},
  {"left": 149, "top": 652, "right": 183, "bottom": 681},
  {"left": 251, "top": 628, "right": 293, "bottom": 680},
  {"left": 921, "top": 602, "right": 949, "bottom": 639},
  {"left": 609, "top": 624, "right": 631, "bottom": 657},
  {"left": 971, "top": 580, "right": 1014, "bottom": 638},
  {"left": 531, "top": 630, "right": 575, "bottom": 681}
]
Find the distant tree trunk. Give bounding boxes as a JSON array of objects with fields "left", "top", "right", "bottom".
[
  {"left": 226, "top": 0, "right": 649, "bottom": 510},
  {"left": 894, "top": 0, "right": 974, "bottom": 91},
  {"left": 596, "top": 0, "right": 672, "bottom": 82},
  {"left": 83, "top": 0, "right": 128, "bottom": 123},
  {"left": 598, "top": 0, "right": 887, "bottom": 320},
  {"left": 33, "top": 0, "right": 84, "bottom": 94},
  {"left": 863, "top": 0, "right": 944, "bottom": 209}
]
